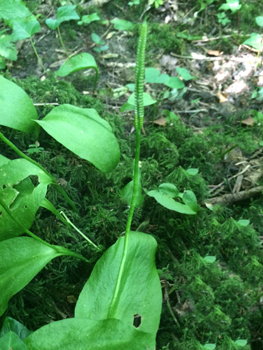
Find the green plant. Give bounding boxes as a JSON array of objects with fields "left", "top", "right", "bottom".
[
  {"left": 45, "top": 5, "right": 80, "bottom": 58},
  {"left": 91, "top": 32, "right": 108, "bottom": 53},
  {"left": 0, "top": 21, "right": 164, "bottom": 349},
  {"left": 122, "top": 66, "right": 195, "bottom": 123},
  {"left": 77, "top": 13, "right": 100, "bottom": 26},
  {"left": 0, "top": 1, "right": 43, "bottom": 70},
  {"left": 217, "top": 12, "right": 231, "bottom": 25}
]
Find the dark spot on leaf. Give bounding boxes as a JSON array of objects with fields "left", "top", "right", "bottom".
[{"left": 133, "top": 314, "right": 141, "bottom": 328}]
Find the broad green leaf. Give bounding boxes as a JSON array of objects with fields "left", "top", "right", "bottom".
[
  {"left": 147, "top": 187, "right": 196, "bottom": 215},
  {"left": 145, "top": 68, "right": 169, "bottom": 84},
  {"left": 91, "top": 32, "right": 101, "bottom": 44},
  {"left": 243, "top": 33, "right": 263, "bottom": 50},
  {"left": 0, "top": 237, "right": 64, "bottom": 317},
  {"left": 55, "top": 53, "right": 98, "bottom": 79},
  {"left": 24, "top": 318, "right": 155, "bottom": 350},
  {"left": 36, "top": 104, "right": 120, "bottom": 173},
  {"left": 235, "top": 339, "right": 247, "bottom": 346},
  {"left": 0, "top": 317, "right": 32, "bottom": 340},
  {"left": 237, "top": 219, "right": 250, "bottom": 227},
  {"left": 0, "top": 154, "right": 9, "bottom": 166},
  {"left": 204, "top": 344, "right": 216, "bottom": 350},
  {"left": 111, "top": 19, "right": 134, "bottom": 31},
  {"left": 0, "top": 76, "right": 38, "bottom": 133},
  {"left": 78, "top": 13, "right": 100, "bottom": 25},
  {"left": 0, "top": 0, "right": 31, "bottom": 20},
  {"left": 165, "top": 76, "right": 185, "bottom": 89},
  {"left": 176, "top": 67, "right": 194, "bottom": 81},
  {"left": 204, "top": 256, "right": 216, "bottom": 263},
  {"left": 181, "top": 190, "right": 198, "bottom": 212},
  {"left": 186, "top": 168, "right": 199, "bottom": 175},
  {"left": 12, "top": 16, "right": 41, "bottom": 41},
  {"left": 145, "top": 68, "right": 160, "bottom": 83},
  {"left": 158, "top": 183, "right": 179, "bottom": 198},
  {"left": 0, "top": 159, "right": 52, "bottom": 240},
  {"left": 219, "top": 0, "right": 241, "bottom": 13},
  {"left": 0, "top": 331, "right": 28, "bottom": 350},
  {"left": 45, "top": 5, "right": 80, "bottom": 30},
  {"left": 0, "top": 35, "right": 17, "bottom": 61},
  {"left": 75, "top": 231, "right": 162, "bottom": 335},
  {"left": 120, "top": 93, "right": 157, "bottom": 112},
  {"left": 256, "top": 16, "right": 263, "bottom": 27}
]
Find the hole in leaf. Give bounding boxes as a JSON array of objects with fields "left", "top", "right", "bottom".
[
  {"left": 24, "top": 205, "right": 27, "bottom": 209},
  {"left": 133, "top": 314, "right": 141, "bottom": 328},
  {"left": 3, "top": 184, "right": 6, "bottom": 189},
  {"left": 0, "top": 211, "right": 2, "bottom": 217}
]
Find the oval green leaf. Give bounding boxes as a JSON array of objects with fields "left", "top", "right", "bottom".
[
  {"left": 0, "top": 237, "right": 64, "bottom": 317},
  {"left": 204, "top": 256, "right": 216, "bottom": 263},
  {"left": 235, "top": 339, "right": 247, "bottom": 346},
  {"left": 55, "top": 53, "right": 98, "bottom": 78},
  {"left": 75, "top": 231, "right": 162, "bottom": 335},
  {"left": 0, "top": 317, "right": 32, "bottom": 340},
  {"left": 0, "top": 159, "right": 53, "bottom": 240},
  {"left": 158, "top": 183, "right": 179, "bottom": 198},
  {"left": 45, "top": 5, "right": 80, "bottom": 30},
  {"left": 24, "top": 318, "right": 155, "bottom": 350},
  {"left": 256, "top": 16, "right": 263, "bottom": 27},
  {"left": 36, "top": 104, "right": 120, "bottom": 173},
  {"left": 0, "top": 331, "right": 29, "bottom": 350},
  {"left": 165, "top": 76, "right": 185, "bottom": 89},
  {"left": 12, "top": 16, "right": 41, "bottom": 41},
  {"left": 0, "top": 76, "right": 38, "bottom": 133}
]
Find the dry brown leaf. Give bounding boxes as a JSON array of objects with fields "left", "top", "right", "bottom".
[
  {"left": 207, "top": 50, "right": 223, "bottom": 56},
  {"left": 217, "top": 91, "right": 228, "bottom": 103},
  {"left": 106, "top": 31, "right": 115, "bottom": 39},
  {"left": 154, "top": 117, "right": 167, "bottom": 126},
  {"left": 241, "top": 117, "right": 255, "bottom": 126}
]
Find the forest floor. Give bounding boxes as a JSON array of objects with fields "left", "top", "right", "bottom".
[{"left": 2, "top": 0, "right": 263, "bottom": 349}]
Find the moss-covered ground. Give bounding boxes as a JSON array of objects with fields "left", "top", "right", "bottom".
[{"left": 1, "top": 0, "right": 263, "bottom": 349}]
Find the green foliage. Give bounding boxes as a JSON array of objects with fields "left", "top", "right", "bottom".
[
  {"left": 45, "top": 5, "right": 80, "bottom": 30},
  {"left": 147, "top": 183, "right": 198, "bottom": 215},
  {"left": 91, "top": 32, "right": 108, "bottom": 53}
]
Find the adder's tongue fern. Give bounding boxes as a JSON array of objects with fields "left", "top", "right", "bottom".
[{"left": 134, "top": 21, "right": 147, "bottom": 131}]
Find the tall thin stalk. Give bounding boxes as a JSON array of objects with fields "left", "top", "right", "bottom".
[{"left": 107, "top": 21, "right": 147, "bottom": 318}]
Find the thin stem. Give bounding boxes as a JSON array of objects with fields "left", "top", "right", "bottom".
[
  {"left": 0, "top": 132, "right": 78, "bottom": 213},
  {"left": 107, "top": 128, "right": 141, "bottom": 318},
  {"left": 57, "top": 26, "right": 69, "bottom": 58},
  {"left": 30, "top": 37, "right": 45, "bottom": 71},
  {"left": 60, "top": 211, "right": 99, "bottom": 250},
  {"left": 107, "top": 22, "right": 147, "bottom": 318},
  {"left": 0, "top": 197, "right": 88, "bottom": 262}
]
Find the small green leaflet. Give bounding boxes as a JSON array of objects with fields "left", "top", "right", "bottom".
[
  {"left": 120, "top": 93, "right": 156, "bottom": 112},
  {"left": 256, "top": 16, "right": 263, "bottom": 27},
  {"left": 243, "top": 33, "right": 263, "bottom": 50},
  {"left": 12, "top": 16, "right": 41, "bottom": 41},
  {"left": 219, "top": 0, "right": 241, "bottom": 13},
  {"left": 111, "top": 19, "right": 134, "bottom": 31},
  {"left": 45, "top": 5, "right": 80, "bottom": 30},
  {"left": 78, "top": 13, "right": 100, "bottom": 25},
  {"left": 0, "top": 35, "right": 17, "bottom": 61}
]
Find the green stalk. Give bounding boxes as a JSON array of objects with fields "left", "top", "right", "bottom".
[
  {"left": 0, "top": 197, "right": 87, "bottom": 262},
  {"left": 30, "top": 37, "right": 45, "bottom": 71},
  {"left": 107, "top": 21, "right": 147, "bottom": 318},
  {"left": 57, "top": 25, "right": 69, "bottom": 58},
  {"left": 0, "top": 132, "right": 78, "bottom": 213},
  {"left": 60, "top": 211, "right": 99, "bottom": 250}
]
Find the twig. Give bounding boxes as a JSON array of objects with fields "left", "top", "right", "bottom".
[
  {"left": 33, "top": 103, "right": 59, "bottom": 106},
  {"left": 204, "top": 186, "right": 263, "bottom": 205}
]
